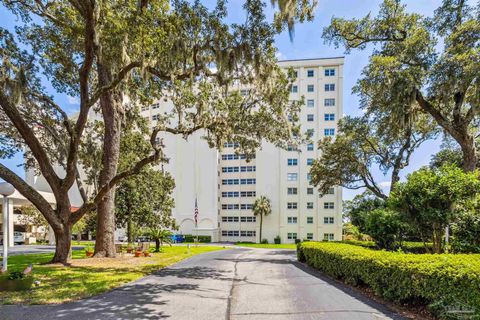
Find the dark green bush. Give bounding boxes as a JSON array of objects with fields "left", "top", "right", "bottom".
[
  {"left": 298, "top": 242, "right": 480, "bottom": 318},
  {"left": 342, "top": 240, "right": 433, "bottom": 254},
  {"left": 260, "top": 238, "right": 269, "bottom": 244},
  {"left": 183, "top": 235, "right": 211, "bottom": 243},
  {"left": 274, "top": 236, "right": 281, "bottom": 244}
]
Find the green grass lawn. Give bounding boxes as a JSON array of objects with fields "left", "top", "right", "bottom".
[
  {"left": 1, "top": 245, "right": 224, "bottom": 305},
  {"left": 235, "top": 242, "right": 297, "bottom": 249}
]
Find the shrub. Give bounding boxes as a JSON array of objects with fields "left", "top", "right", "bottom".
[
  {"left": 274, "top": 236, "right": 281, "bottom": 244},
  {"left": 260, "top": 238, "right": 269, "bottom": 244},
  {"left": 294, "top": 239, "right": 301, "bottom": 244},
  {"left": 298, "top": 242, "right": 480, "bottom": 318},
  {"left": 342, "top": 240, "right": 433, "bottom": 254},
  {"left": 183, "top": 235, "right": 211, "bottom": 243}
]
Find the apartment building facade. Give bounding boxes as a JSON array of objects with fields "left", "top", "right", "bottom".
[
  {"left": 218, "top": 57, "right": 344, "bottom": 243},
  {"left": 25, "top": 57, "right": 343, "bottom": 244}
]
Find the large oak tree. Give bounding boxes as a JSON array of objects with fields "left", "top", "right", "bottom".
[{"left": 0, "top": 0, "right": 313, "bottom": 263}]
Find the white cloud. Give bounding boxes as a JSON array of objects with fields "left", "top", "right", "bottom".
[
  {"left": 276, "top": 51, "right": 286, "bottom": 61},
  {"left": 379, "top": 181, "right": 391, "bottom": 188},
  {"left": 67, "top": 95, "right": 80, "bottom": 105}
]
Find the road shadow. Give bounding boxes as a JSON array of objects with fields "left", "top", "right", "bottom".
[{"left": 153, "top": 265, "right": 231, "bottom": 281}]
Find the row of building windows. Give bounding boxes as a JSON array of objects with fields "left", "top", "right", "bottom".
[
  {"left": 306, "top": 98, "right": 336, "bottom": 108},
  {"left": 287, "top": 233, "right": 335, "bottom": 240},
  {"left": 221, "top": 191, "right": 256, "bottom": 198},
  {"left": 287, "top": 173, "right": 313, "bottom": 182},
  {"left": 221, "top": 154, "right": 253, "bottom": 160},
  {"left": 286, "top": 202, "right": 335, "bottom": 209},
  {"left": 221, "top": 204, "right": 254, "bottom": 210},
  {"left": 287, "top": 187, "right": 335, "bottom": 195},
  {"left": 221, "top": 166, "right": 256, "bottom": 173},
  {"left": 222, "top": 230, "right": 256, "bottom": 237},
  {"left": 288, "top": 216, "right": 335, "bottom": 224},
  {"left": 223, "top": 142, "right": 240, "bottom": 148},
  {"left": 287, "top": 158, "right": 314, "bottom": 166},
  {"left": 222, "top": 179, "right": 256, "bottom": 185},
  {"left": 291, "top": 84, "right": 335, "bottom": 93},
  {"left": 221, "top": 216, "right": 257, "bottom": 222},
  {"left": 305, "top": 68, "right": 335, "bottom": 77}
]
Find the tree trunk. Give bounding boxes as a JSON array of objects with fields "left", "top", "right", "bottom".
[
  {"left": 259, "top": 215, "right": 263, "bottom": 243},
  {"left": 432, "top": 224, "right": 443, "bottom": 254},
  {"left": 460, "top": 140, "right": 478, "bottom": 172},
  {"left": 127, "top": 213, "right": 133, "bottom": 243},
  {"left": 155, "top": 239, "right": 160, "bottom": 252},
  {"left": 94, "top": 85, "right": 122, "bottom": 257},
  {"left": 51, "top": 225, "right": 72, "bottom": 264}
]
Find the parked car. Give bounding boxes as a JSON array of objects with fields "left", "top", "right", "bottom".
[
  {"left": 14, "top": 231, "right": 25, "bottom": 244},
  {"left": 0, "top": 231, "right": 25, "bottom": 245}
]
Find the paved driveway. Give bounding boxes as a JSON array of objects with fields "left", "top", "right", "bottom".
[
  {"left": 0, "top": 248, "right": 406, "bottom": 320},
  {"left": 0, "top": 245, "right": 84, "bottom": 256}
]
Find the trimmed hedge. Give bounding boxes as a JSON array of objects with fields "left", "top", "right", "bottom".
[
  {"left": 183, "top": 235, "right": 211, "bottom": 243},
  {"left": 342, "top": 240, "right": 434, "bottom": 254},
  {"left": 298, "top": 242, "right": 480, "bottom": 318}
]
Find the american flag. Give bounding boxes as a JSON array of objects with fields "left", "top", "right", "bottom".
[{"left": 194, "top": 198, "right": 199, "bottom": 227}]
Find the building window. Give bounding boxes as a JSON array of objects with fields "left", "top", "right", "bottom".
[
  {"left": 307, "top": 188, "right": 314, "bottom": 195},
  {"left": 152, "top": 114, "right": 160, "bottom": 121},
  {"left": 287, "top": 173, "right": 298, "bottom": 181},
  {"left": 240, "top": 178, "right": 256, "bottom": 185},
  {"left": 222, "top": 179, "right": 239, "bottom": 185},
  {"left": 141, "top": 105, "right": 149, "bottom": 112},
  {"left": 224, "top": 142, "right": 240, "bottom": 148},
  {"left": 307, "top": 202, "right": 314, "bottom": 209},
  {"left": 324, "top": 202, "right": 335, "bottom": 209},
  {"left": 324, "top": 98, "right": 335, "bottom": 107},
  {"left": 325, "top": 69, "right": 335, "bottom": 76},
  {"left": 307, "top": 173, "right": 312, "bottom": 182},
  {"left": 307, "top": 70, "right": 314, "bottom": 77},
  {"left": 152, "top": 103, "right": 160, "bottom": 109},
  {"left": 287, "top": 202, "right": 298, "bottom": 209},
  {"left": 240, "top": 191, "right": 256, "bottom": 197},
  {"left": 240, "top": 230, "right": 256, "bottom": 237},
  {"left": 240, "top": 166, "right": 256, "bottom": 172},
  {"left": 287, "top": 158, "right": 298, "bottom": 166},
  {"left": 291, "top": 85, "right": 298, "bottom": 93},
  {"left": 222, "top": 192, "right": 239, "bottom": 198},
  {"left": 307, "top": 217, "right": 313, "bottom": 224},
  {"left": 222, "top": 230, "right": 240, "bottom": 237},
  {"left": 241, "top": 204, "right": 253, "bottom": 210},
  {"left": 240, "top": 216, "right": 256, "bottom": 222},
  {"left": 222, "top": 167, "right": 240, "bottom": 173},
  {"left": 323, "top": 233, "right": 335, "bottom": 241},
  {"left": 307, "top": 114, "right": 314, "bottom": 122},
  {"left": 307, "top": 158, "right": 313, "bottom": 166},
  {"left": 326, "top": 187, "right": 335, "bottom": 195},
  {"left": 287, "top": 187, "right": 298, "bottom": 195},
  {"left": 307, "top": 143, "right": 314, "bottom": 151},
  {"left": 287, "top": 233, "right": 298, "bottom": 240},
  {"left": 324, "top": 128, "right": 335, "bottom": 136},
  {"left": 287, "top": 217, "right": 298, "bottom": 224},
  {"left": 307, "top": 84, "right": 314, "bottom": 92},
  {"left": 306, "top": 129, "right": 314, "bottom": 137},
  {"left": 324, "top": 217, "right": 335, "bottom": 224},
  {"left": 307, "top": 233, "right": 314, "bottom": 240},
  {"left": 324, "top": 113, "right": 335, "bottom": 121},
  {"left": 325, "top": 84, "right": 335, "bottom": 91},
  {"left": 222, "top": 216, "right": 239, "bottom": 222},
  {"left": 222, "top": 204, "right": 240, "bottom": 210},
  {"left": 222, "top": 154, "right": 249, "bottom": 160},
  {"left": 307, "top": 99, "right": 314, "bottom": 108},
  {"left": 287, "top": 144, "right": 298, "bottom": 151}
]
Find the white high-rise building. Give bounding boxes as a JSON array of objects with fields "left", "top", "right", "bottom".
[
  {"left": 218, "top": 57, "right": 344, "bottom": 243},
  {"left": 26, "top": 57, "right": 343, "bottom": 244}
]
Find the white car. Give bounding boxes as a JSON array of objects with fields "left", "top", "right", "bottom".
[
  {"left": 14, "top": 231, "right": 25, "bottom": 244},
  {"left": 0, "top": 231, "right": 26, "bottom": 245}
]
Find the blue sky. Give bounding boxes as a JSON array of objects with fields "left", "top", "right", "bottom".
[{"left": 1, "top": 0, "right": 444, "bottom": 200}]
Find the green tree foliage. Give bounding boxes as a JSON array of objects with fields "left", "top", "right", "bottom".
[
  {"left": 16, "top": 205, "right": 49, "bottom": 241},
  {"left": 389, "top": 165, "right": 480, "bottom": 253},
  {"left": 451, "top": 196, "right": 480, "bottom": 253},
  {"left": 148, "top": 229, "right": 174, "bottom": 253},
  {"left": 363, "top": 208, "right": 406, "bottom": 250},
  {"left": 343, "top": 192, "right": 385, "bottom": 233},
  {"left": 252, "top": 195, "right": 272, "bottom": 243},
  {"left": 310, "top": 114, "right": 434, "bottom": 199},
  {"left": 430, "top": 147, "right": 465, "bottom": 169},
  {"left": 323, "top": 0, "right": 480, "bottom": 171},
  {"left": 0, "top": 0, "right": 310, "bottom": 263}
]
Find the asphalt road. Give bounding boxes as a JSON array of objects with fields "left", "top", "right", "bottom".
[{"left": 0, "top": 248, "right": 406, "bottom": 320}]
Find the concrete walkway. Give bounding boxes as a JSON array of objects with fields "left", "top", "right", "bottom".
[{"left": 0, "top": 248, "right": 406, "bottom": 320}]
